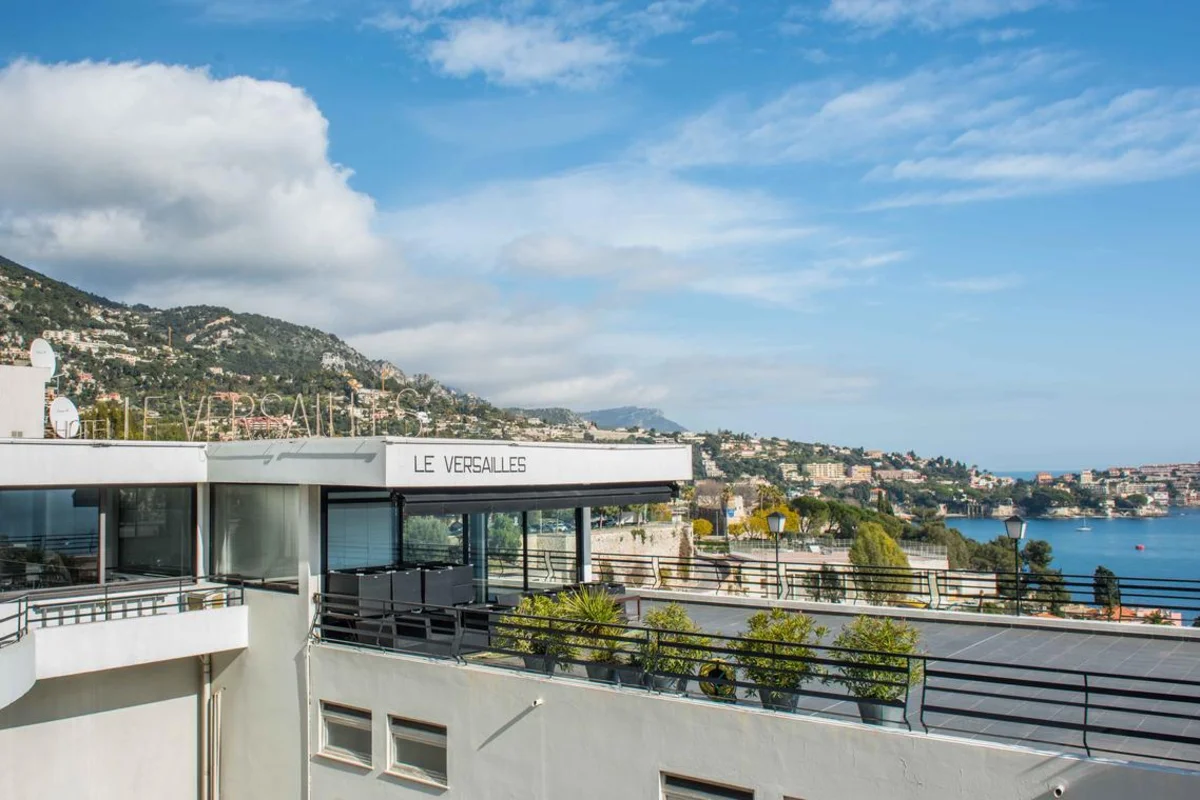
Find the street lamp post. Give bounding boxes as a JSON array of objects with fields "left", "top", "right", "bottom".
[
  {"left": 1004, "top": 515, "right": 1028, "bottom": 616},
  {"left": 768, "top": 511, "right": 787, "bottom": 599}
]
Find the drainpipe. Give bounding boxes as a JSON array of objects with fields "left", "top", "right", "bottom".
[{"left": 200, "top": 654, "right": 212, "bottom": 800}]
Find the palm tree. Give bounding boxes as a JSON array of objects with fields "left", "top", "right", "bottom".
[{"left": 719, "top": 485, "right": 733, "bottom": 539}]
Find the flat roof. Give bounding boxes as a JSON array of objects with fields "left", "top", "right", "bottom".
[
  {"left": 0, "top": 436, "right": 693, "bottom": 490},
  {"left": 0, "top": 438, "right": 208, "bottom": 487},
  {"left": 655, "top": 598, "right": 1200, "bottom": 767}
]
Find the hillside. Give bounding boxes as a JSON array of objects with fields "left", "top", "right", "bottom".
[
  {"left": 582, "top": 406, "right": 686, "bottom": 433},
  {"left": 0, "top": 255, "right": 529, "bottom": 440},
  {"left": 0, "top": 255, "right": 396, "bottom": 401}
]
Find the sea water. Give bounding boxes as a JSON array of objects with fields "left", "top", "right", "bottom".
[{"left": 948, "top": 509, "right": 1200, "bottom": 580}]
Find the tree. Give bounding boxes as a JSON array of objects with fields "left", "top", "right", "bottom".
[
  {"left": 1021, "top": 540, "right": 1054, "bottom": 572},
  {"left": 1093, "top": 565, "right": 1121, "bottom": 612},
  {"left": 1029, "top": 569, "right": 1070, "bottom": 616},
  {"left": 757, "top": 484, "right": 785, "bottom": 511},
  {"left": 803, "top": 563, "right": 846, "bottom": 603},
  {"left": 849, "top": 523, "right": 911, "bottom": 605},
  {"left": 404, "top": 516, "right": 451, "bottom": 560},
  {"left": 790, "top": 497, "right": 829, "bottom": 538},
  {"left": 489, "top": 514, "right": 521, "bottom": 557},
  {"left": 692, "top": 518, "right": 713, "bottom": 537}
]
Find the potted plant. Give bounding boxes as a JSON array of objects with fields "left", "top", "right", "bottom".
[
  {"left": 638, "top": 602, "right": 710, "bottom": 693},
  {"left": 831, "top": 615, "right": 922, "bottom": 729},
  {"left": 494, "top": 594, "right": 575, "bottom": 674},
  {"left": 733, "top": 608, "right": 826, "bottom": 712},
  {"left": 697, "top": 660, "right": 738, "bottom": 703},
  {"left": 560, "top": 587, "right": 640, "bottom": 684}
]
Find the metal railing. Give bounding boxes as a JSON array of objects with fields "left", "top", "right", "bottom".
[
  {"left": 588, "top": 552, "right": 1200, "bottom": 624},
  {"left": 0, "top": 580, "right": 244, "bottom": 650},
  {"left": 310, "top": 593, "right": 1200, "bottom": 770},
  {"left": 730, "top": 538, "right": 949, "bottom": 561}
]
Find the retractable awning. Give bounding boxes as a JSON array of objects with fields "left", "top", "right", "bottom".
[{"left": 396, "top": 482, "right": 678, "bottom": 515}]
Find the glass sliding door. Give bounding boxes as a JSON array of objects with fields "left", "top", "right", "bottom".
[
  {"left": 526, "top": 509, "right": 577, "bottom": 590},
  {"left": 212, "top": 484, "right": 300, "bottom": 584}
]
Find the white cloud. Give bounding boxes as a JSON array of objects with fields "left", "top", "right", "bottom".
[
  {"left": 823, "top": 0, "right": 1054, "bottom": 32},
  {"left": 426, "top": 17, "right": 625, "bottom": 88},
  {"left": 642, "top": 49, "right": 1068, "bottom": 168},
  {"left": 364, "top": 1, "right": 711, "bottom": 89},
  {"left": 644, "top": 50, "right": 1200, "bottom": 206},
  {"left": 622, "top": 0, "right": 710, "bottom": 37},
  {"left": 691, "top": 30, "right": 734, "bottom": 45},
  {"left": 0, "top": 58, "right": 885, "bottom": 416},
  {"left": 932, "top": 274, "right": 1023, "bottom": 293},
  {"left": 348, "top": 315, "right": 667, "bottom": 408},
  {"left": 977, "top": 26, "right": 1034, "bottom": 43},
  {"left": 0, "top": 59, "right": 384, "bottom": 280},
  {"left": 385, "top": 165, "right": 815, "bottom": 274},
  {"left": 799, "top": 47, "right": 832, "bottom": 64}
]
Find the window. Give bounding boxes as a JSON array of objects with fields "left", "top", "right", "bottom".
[
  {"left": 402, "top": 514, "right": 463, "bottom": 567},
  {"left": 0, "top": 488, "right": 100, "bottom": 590},
  {"left": 320, "top": 702, "right": 372, "bottom": 767},
  {"left": 112, "top": 487, "right": 194, "bottom": 578},
  {"left": 662, "top": 774, "right": 753, "bottom": 800},
  {"left": 388, "top": 716, "right": 447, "bottom": 787},
  {"left": 328, "top": 492, "right": 398, "bottom": 570},
  {"left": 212, "top": 485, "right": 299, "bottom": 582}
]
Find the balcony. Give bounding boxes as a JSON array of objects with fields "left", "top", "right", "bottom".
[
  {"left": 0, "top": 581, "right": 248, "bottom": 709},
  {"left": 310, "top": 592, "right": 1200, "bottom": 773}
]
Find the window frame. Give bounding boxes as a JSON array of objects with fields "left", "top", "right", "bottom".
[
  {"left": 386, "top": 714, "right": 448, "bottom": 788},
  {"left": 661, "top": 773, "right": 754, "bottom": 800},
  {"left": 319, "top": 701, "right": 373, "bottom": 768}
]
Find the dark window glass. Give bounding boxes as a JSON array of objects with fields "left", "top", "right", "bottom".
[
  {"left": 0, "top": 489, "right": 100, "bottom": 590},
  {"left": 112, "top": 487, "right": 194, "bottom": 578},
  {"left": 403, "top": 514, "right": 464, "bottom": 566}
]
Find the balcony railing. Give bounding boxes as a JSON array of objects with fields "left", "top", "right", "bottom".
[
  {"left": 0, "top": 580, "right": 244, "bottom": 650},
  {"left": 585, "top": 551, "right": 1200, "bottom": 623},
  {"left": 310, "top": 593, "right": 1200, "bottom": 771}
]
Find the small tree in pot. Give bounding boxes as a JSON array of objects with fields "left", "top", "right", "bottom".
[
  {"left": 494, "top": 594, "right": 576, "bottom": 674},
  {"left": 734, "top": 608, "right": 827, "bottom": 712},
  {"left": 831, "top": 615, "right": 922, "bottom": 728},
  {"left": 638, "top": 603, "right": 710, "bottom": 693},
  {"left": 560, "top": 587, "right": 640, "bottom": 684}
]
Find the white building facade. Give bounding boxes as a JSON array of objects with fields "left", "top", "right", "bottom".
[{"left": 0, "top": 435, "right": 1197, "bottom": 800}]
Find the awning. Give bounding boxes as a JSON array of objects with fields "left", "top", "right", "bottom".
[{"left": 396, "top": 483, "right": 678, "bottom": 515}]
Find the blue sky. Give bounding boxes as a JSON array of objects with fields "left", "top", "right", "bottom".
[{"left": 2, "top": 1, "right": 1199, "bottom": 470}]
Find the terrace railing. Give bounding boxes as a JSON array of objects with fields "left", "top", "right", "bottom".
[
  {"left": 585, "top": 551, "right": 1200, "bottom": 624},
  {"left": 310, "top": 593, "right": 1200, "bottom": 770},
  {"left": 0, "top": 579, "right": 244, "bottom": 651}
]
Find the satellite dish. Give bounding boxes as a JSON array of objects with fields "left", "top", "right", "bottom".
[
  {"left": 29, "top": 338, "right": 56, "bottom": 375},
  {"left": 49, "top": 397, "right": 81, "bottom": 439}
]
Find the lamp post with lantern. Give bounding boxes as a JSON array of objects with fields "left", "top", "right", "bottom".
[
  {"left": 1004, "top": 515, "right": 1028, "bottom": 616},
  {"left": 768, "top": 511, "right": 788, "bottom": 599}
]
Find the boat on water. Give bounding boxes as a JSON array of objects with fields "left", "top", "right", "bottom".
[
  {"left": 1076, "top": 525, "right": 1092, "bottom": 531},
  {"left": 1136, "top": 544, "right": 1146, "bottom": 551}
]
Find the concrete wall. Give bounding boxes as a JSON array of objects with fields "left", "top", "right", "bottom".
[
  {"left": 0, "top": 438, "right": 208, "bottom": 486},
  {"left": 0, "top": 657, "right": 200, "bottom": 800},
  {"left": 35, "top": 605, "right": 248, "bottom": 680},
  {"left": 308, "top": 645, "right": 1200, "bottom": 800},
  {"left": 212, "top": 588, "right": 310, "bottom": 800},
  {"left": 590, "top": 523, "right": 688, "bottom": 558},
  {"left": 0, "top": 364, "right": 49, "bottom": 439}
]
